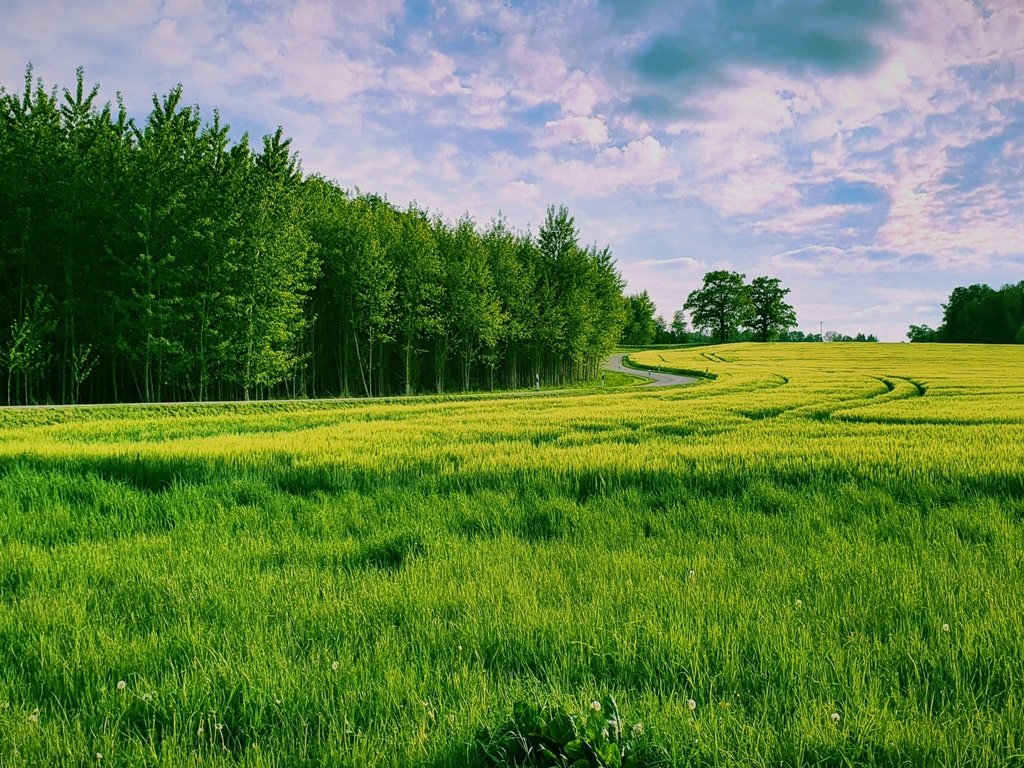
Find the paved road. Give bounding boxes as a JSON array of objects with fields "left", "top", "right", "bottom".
[{"left": 604, "top": 353, "right": 699, "bottom": 387}]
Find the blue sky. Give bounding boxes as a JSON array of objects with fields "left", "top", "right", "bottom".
[{"left": 2, "top": 0, "right": 1022, "bottom": 340}]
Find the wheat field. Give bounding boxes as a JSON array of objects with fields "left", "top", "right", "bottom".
[{"left": 1, "top": 343, "right": 1022, "bottom": 766}]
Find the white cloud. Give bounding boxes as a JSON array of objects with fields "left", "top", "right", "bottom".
[
  {"left": 556, "top": 70, "right": 607, "bottom": 116},
  {"left": 540, "top": 115, "right": 609, "bottom": 147},
  {"left": 500, "top": 32, "right": 568, "bottom": 105},
  {"left": 544, "top": 136, "right": 677, "bottom": 197}
]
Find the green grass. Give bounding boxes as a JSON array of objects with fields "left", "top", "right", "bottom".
[{"left": 1, "top": 343, "right": 1023, "bottom": 766}]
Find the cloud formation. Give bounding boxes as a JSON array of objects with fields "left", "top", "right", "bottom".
[{"left": 1, "top": 0, "right": 1021, "bottom": 340}]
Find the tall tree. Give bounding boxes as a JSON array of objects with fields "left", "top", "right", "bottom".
[
  {"left": 0, "top": 67, "right": 632, "bottom": 403},
  {"left": 743, "top": 276, "right": 797, "bottom": 341},
  {"left": 620, "top": 291, "right": 657, "bottom": 345},
  {"left": 670, "top": 310, "right": 688, "bottom": 341},
  {"left": 392, "top": 205, "right": 443, "bottom": 395},
  {"left": 484, "top": 218, "right": 534, "bottom": 389},
  {"left": 684, "top": 270, "right": 750, "bottom": 344},
  {"left": 225, "top": 127, "right": 317, "bottom": 399},
  {"left": 439, "top": 216, "right": 503, "bottom": 391}
]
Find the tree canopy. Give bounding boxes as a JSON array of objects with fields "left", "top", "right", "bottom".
[
  {"left": 684, "top": 270, "right": 752, "bottom": 344},
  {"left": 679, "top": 271, "right": 799, "bottom": 344},
  {"left": 744, "top": 276, "right": 797, "bottom": 342},
  {"left": 908, "top": 282, "right": 1024, "bottom": 344}
]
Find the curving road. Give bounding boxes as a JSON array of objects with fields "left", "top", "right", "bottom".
[{"left": 604, "top": 353, "right": 699, "bottom": 387}]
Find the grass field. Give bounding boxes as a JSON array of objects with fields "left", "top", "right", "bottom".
[{"left": 1, "top": 342, "right": 1023, "bottom": 766}]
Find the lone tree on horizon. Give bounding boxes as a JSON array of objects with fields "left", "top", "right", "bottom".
[
  {"left": 684, "top": 270, "right": 750, "bottom": 344},
  {"left": 744, "top": 276, "right": 797, "bottom": 341}
]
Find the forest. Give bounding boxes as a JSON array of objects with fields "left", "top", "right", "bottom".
[
  {"left": 908, "top": 282, "right": 1024, "bottom": 344},
  {"left": 0, "top": 68, "right": 628, "bottom": 405}
]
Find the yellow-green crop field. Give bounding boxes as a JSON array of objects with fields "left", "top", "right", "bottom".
[{"left": 1, "top": 343, "right": 1023, "bottom": 766}]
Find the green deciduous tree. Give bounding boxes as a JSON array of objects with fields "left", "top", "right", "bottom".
[
  {"left": 3, "top": 291, "right": 55, "bottom": 404},
  {"left": 906, "top": 324, "right": 938, "bottom": 343},
  {"left": 684, "top": 270, "right": 750, "bottom": 344},
  {"left": 0, "top": 67, "right": 631, "bottom": 403},
  {"left": 621, "top": 291, "right": 657, "bottom": 345},
  {"left": 393, "top": 205, "right": 443, "bottom": 395},
  {"left": 744, "top": 276, "right": 797, "bottom": 341}
]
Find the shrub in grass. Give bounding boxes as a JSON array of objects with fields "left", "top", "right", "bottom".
[{"left": 476, "top": 696, "right": 667, "bottom": 767}]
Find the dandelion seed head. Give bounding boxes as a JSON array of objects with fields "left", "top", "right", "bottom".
[
  {"left": 590, "top": 700, "right": 602, "bottom": 712},
  {"left": 96, "top": 753, "right": 103, "bottom": 761},
  {"left": 117, "top": 680, "right": 126, "bottom": 691},
  {"left": 942, "top": 623, "right": 950, "bottom": 632},
  {"left": 831, "top": 712, "right": 841, "bottom": 722},
  {"left": 687, "top": 699, "right": 697, "bottom": 711},
  {"left": 331, "top": 661, "right": 339, "bottom": 671}
]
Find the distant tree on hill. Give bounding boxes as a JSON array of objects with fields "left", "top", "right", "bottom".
[
  {"left": 670, "top": 310, "right": 688, "bottom": 341},
  {"left": 743, "top": 276, "right": 797, "bottom": 341},
  {"left": 907, "top": 324, "right": 938, "bottom": 342},
  {"left": 684, "top": 270, "right": 750, "bottom": 344}
]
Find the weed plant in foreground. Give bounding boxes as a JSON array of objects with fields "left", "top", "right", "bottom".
[{"left": 0, "top": 343, "right": 1023, "bottom": 766}]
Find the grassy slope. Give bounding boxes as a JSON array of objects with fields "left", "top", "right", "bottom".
[{"left": 1, "top": 343, "right": 1023, "bottom": 766}]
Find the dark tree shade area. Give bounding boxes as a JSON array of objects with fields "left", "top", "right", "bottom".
[
  {"left": 0, "top": 69, "right": 628, "bottom": 404},
  {"left": 908, "top": 282, "right": 1024, "bottom": 344}
]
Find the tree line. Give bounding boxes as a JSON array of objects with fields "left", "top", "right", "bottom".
[
  {"left": 620, "top": 271, "right": 799, "bottom": 345},
  {"left": 908, "top": 282, "right": 1024, "bottom": 344},
  {"left": 0, "top": 68, "right": 628, "bottom": 405},
  {"left": 620, "top": 272, "right": 881, "bottom": 346}
]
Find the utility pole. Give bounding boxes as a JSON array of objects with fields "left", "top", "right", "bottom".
[{"left": 820, "top": 321, "right": 824, "bottom": 340}]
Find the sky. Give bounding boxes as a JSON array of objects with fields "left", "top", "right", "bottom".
[{"left": 2, "top": 0, "right": 1022, "bottom": 341}]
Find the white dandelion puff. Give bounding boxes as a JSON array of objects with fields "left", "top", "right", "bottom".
[
  {"left": 831, "top": 712, "right": 841, "bottom": 722},
  {"left": 117, "top": 680, "right": 126, "bottom": 691},
  {"left": 590, "top": 700, "right": 602, "bottom": 712},
  {"left": 687, "top": 699, "right": 697, "bottom": 711}
]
